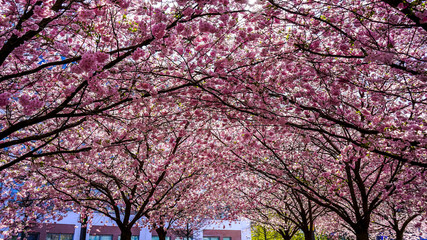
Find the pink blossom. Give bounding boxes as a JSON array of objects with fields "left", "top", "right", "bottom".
[
  {"left": 79, "top": 52, "right": 97, "bottom": 72},
  {"left": 0, "top": 92, "right": 11, "bottom": 107},
  {"left": 182, "top": 8, "right": 194, "bottom": 17},
  {"left": 79, "top": 10, "right": 95, "bottom": 19},
  {"left": 176, "top": 0, "right": 187, "bottom": 6},
  {"left": 132, "top": 48, "right": 145, "bottom": 61},
  {"left": 176, "top": 47, "right": 184, "bottom": 55},
  {"left": 311, "top": 40, "right": 320, "bottom": 49},
  {"left": 219, "top": 14, "right": 229, "bottom": 22},
  {"left": 397, "top": 3, "right": 408, "bottom": 10},
  {"left": 199, "top": 21, "right": 216, "bottom": 33},
  {"left": 152, "top": 23, "right": 166, "bottom": 39},
  {"left": 117, "top": 0, "right": 130, "bottom": 9},
  {"left": 176, "top": 23, "right": 185, "bottom": 33},
  {"left": 339, "top": 44, "right": 349, "bottom": 51},
  {"left": 19, "top": 95, "right": 43, "bottom": 115},
  {"left": 34, "top": 6, "right": 47, "bottom": 18},
  {"left": 95, "top": 52, "right": 109, "bottom": 63}
]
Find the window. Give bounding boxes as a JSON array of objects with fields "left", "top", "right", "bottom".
[
  {"left": 176, "top": 238, "right": 192, "bottom": 240},
  {"left": 223, "top": 237, "right": 231, "bottom": 240},
  {"left": 27, "top": 234, "right": 40, "bottom": 240},
  {"left": 11, "top": 233, "right": 40, "bottom": 240},
  {"left": 118, "top": 236, "right": 139, "bottom": 240},
  {"left": 47, "top": 234, "right": 73, "bottom": 240},
  {"left": 376, "top": 237, "right": 388, "bottom": 240},
  {"left": 89, "top": 235, "right": 113, "bottom": 240},
  {"left": 151, "top": 236, "right": 170, "bottom": 240},
  {"left": 203, "top": 237, "right": 219, "bottom": 240}
]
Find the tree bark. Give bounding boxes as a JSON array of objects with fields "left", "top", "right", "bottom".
[
  {"left": 185, "top": 223, "right": 192, "bottom": 240},
  {"left": 282, "top": 235, "right": 292, "bottom": 240},
  {"left": 79, "top": 215, "right": 88, "bottom": 240},
  {"left": 120, "top": 227, "right": 133, "bottom": 240},
  {"left": 355, "top": 230, "right": 369, "bottom": 240},
  {"left": 391, "top": 213, "right": 419, "bottom": 240},
  {"left": 303, "top": 230, "right": 315, "bottom": 240},
  {"left": 395, "top": 231, "right": 404, "bottom": 240},
  {"left": 156, "top": 227, "right": 168, "bottom": 240},
  {"left": 80, "top": 226, "right": 87, "bottom": 240},
  {"left": 262, "top": 226, "right": 267, "bottom": 240},
  {"left": 277, "top": 229, "right": 293, "bottom": 240}
]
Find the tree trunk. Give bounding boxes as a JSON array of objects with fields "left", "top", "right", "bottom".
[
  {"left": 392, "top": 213, "right": 419, "bottom": 240},
  {"left": 303, "top": 230, "right": 315, "bottom": 240},
  {"left": 20, "top": 232, "right": 27, "bottom": 240},
  {"left": 355, "top": 230, "right": 369, "bottom": 240},
  {"left": 277, "top": 229, "right": 293, "bottom": 240},
  {"left": 185, "top": 223, "right": 192, "bottom": 240},
  {"left": 156, "top": 227, "right": 168, "bottom": 240},
  {"left": 80, "top": 226, "right": 87, "bottom": 240},
  {"left": 262, "top": 226, "right": 267, "bottom": 240},
  {"left": 80, "top": 215, "right": 88, "bottom": 240},
  {"left": 395, "top": 231, "right": 404, "bottom": 240},
  {"left": 120, "top": 227, "right": 133, "bottom": 240}
]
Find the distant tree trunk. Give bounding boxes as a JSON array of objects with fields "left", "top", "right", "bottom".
[
  {"left": 20, "top": 232, "right": 27, "bottom": 240},
  {"left": 262, "top": 226, "right": 267, "bottom": 240},
  {"left": 185, "top": 223, "right": 192, "bottom": 240},
  {"left": 306, "top": 200, "right": 315, "bottom": 240},
  {"left": 354, "top": 228, "right": 369, "bottom": 240},
  {"left": 80, "top": 215, "right": 88, "bottom": 240},
  {"left": 120, "top": 227, "right": 133, "bottom": 240},
  {"left": 294, "top": 192, "right": 316, "bottom": 240},
  {"left": 391, "top": 213, "right": 419, "bottom": 240},
  {"left": 277, "top": 229, "right": 292, "bottom": 240},
  {"left": 156, "top": 227, "right": 168, "bottom": 240},
  {"left": 80, "top": 226, "right": 87, "bottom": 240}
]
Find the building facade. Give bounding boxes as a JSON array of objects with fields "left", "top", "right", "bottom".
[{"left": 15, "top": 213, "right": 251, "bottom": 240}]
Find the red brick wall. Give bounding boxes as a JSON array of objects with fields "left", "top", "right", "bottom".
[
  {"left": 28, "top": 224, "right": 141, "bottom": 240},
  {"left": 26, "top": 223, "right": 242, "bottom": 240},
  {"left": 149, "top": 229, "right": 242, "bottom": 240},
  {"left": 30, "top": 223, "right": 76, "bottom": 240},
  {"left": 202, "top": 230, "right": 241, "bottom": 240}
]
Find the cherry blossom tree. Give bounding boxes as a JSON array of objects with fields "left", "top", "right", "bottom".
[
  {"left": 1, "top": 0, "right": 426, "bottom": 239},
  {"left": 374, "top": 202, "right": 422, "bottom": 240},
  {"left": 153, "top": 0, "right": 426, "bottom": 237},
  {"left": 17, "top": 89, "right": 241, "bottom": 240},
  {"left": 165, "top": 0, "right": 427, "bottom": 169},
  {"left": 210, "top": 116, "right": 424, "bottom": 240},
  {"left": 0, "top": 0, "right": 249, "bottom": 171},
  {"left": 234, "top": 160, "right": 326, "bottom": 240},
  {"left": 146, "top": 156, "right": 234, "bottom": 240},
  {"left": 372, "top": 186, "right": 426, "bottom": 240},
  {"left": 171, "top": 219, "right": 209, "bottom": 240},
  {"left": 1, "top": 0, "right": 249, "bottom": 236},
  {"left": 238, "top": 182, "right": 308, "bottom": 240},
  {"left": 27, "top": 109, "right": 211, "bottom": 240}
]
